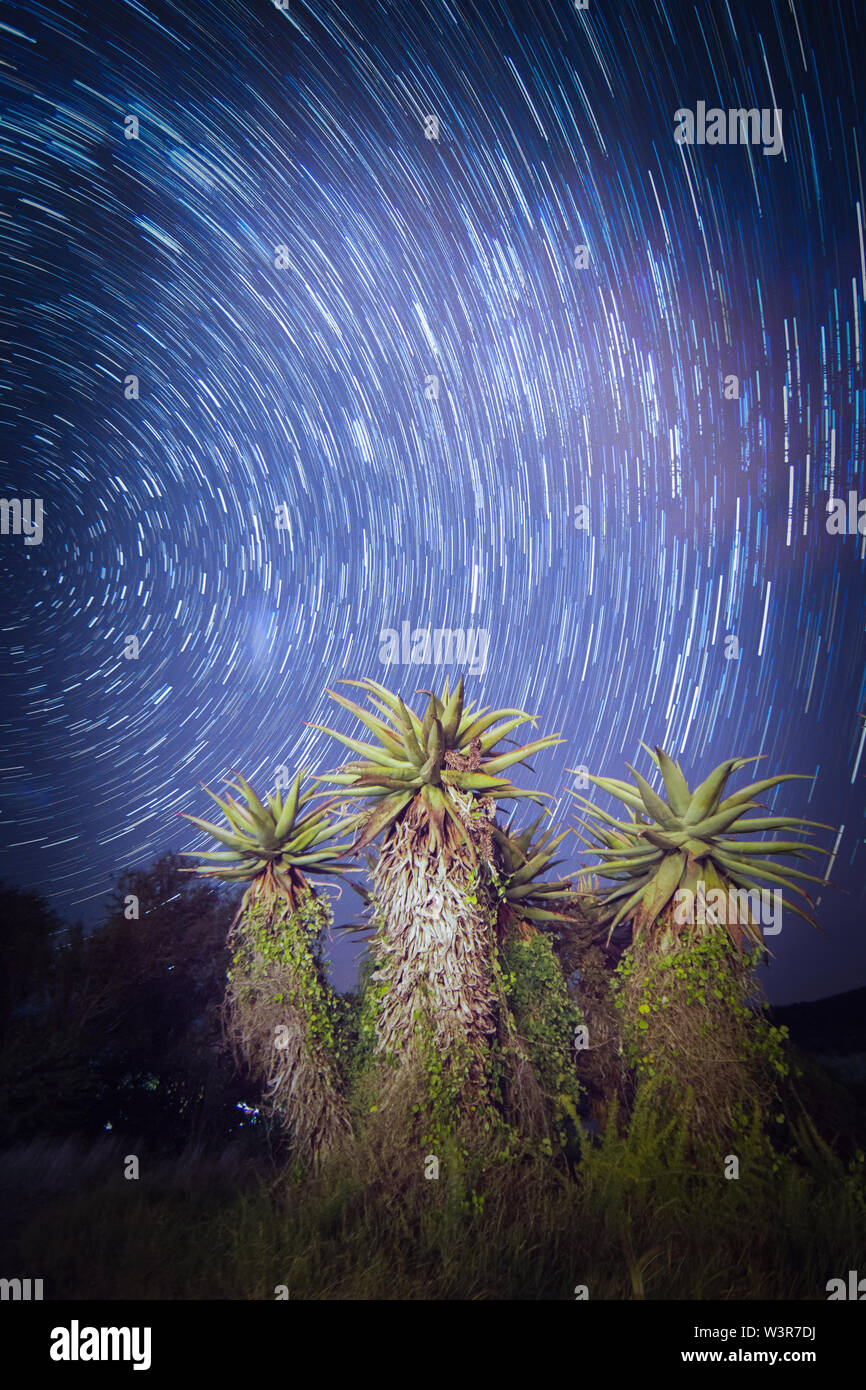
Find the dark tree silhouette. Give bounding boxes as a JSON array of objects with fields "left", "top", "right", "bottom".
[{"left": 0, "top": 859, "right": 261, "bottom": 1152}]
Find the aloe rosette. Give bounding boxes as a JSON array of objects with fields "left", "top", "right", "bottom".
[
  {"left": 313, "top": 675, "right": 560, "bottom": 852},
  {"left": 491, "top": 817, "right": 578, "bottom": 938},
  {"left": 571, "top": 746, "right": 831, "bottom": 952},
  {"left": 181, "top": 769, "right": 360, "bottom": 908}
]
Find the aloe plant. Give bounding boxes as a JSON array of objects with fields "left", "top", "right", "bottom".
[
  {"left": 490, "top": 817, "right": 577, "bottom": 939},
  {"left": 571, "top": 748, "right": 833, "bottom": 1141},
  {"left": 181, "top": 770, "right": 360, "bottom": 1166},
  {"left": 316, "top": 676, "right": 562, "bottom": 1096}
]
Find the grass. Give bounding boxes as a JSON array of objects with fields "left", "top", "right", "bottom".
[{"left": 4, "top": 1083, "right": 865, "bottom": 1300}]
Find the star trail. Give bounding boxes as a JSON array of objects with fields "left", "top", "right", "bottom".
[{"left": 1, "top": 0, "right": 865, "bottom": 1002}]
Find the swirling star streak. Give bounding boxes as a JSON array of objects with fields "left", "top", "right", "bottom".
[{"left": 1, "top": 0, "right": 864, "bottom": 1000}]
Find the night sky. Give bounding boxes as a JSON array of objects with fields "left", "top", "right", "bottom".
[{"left": 2, "top": 0, "right": 865, "bottom": 1004}]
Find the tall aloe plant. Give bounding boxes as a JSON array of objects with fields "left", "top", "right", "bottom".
[
  {"left": 571, "top": 747, "right": 832, "bottom": 1139},
  {"left": 181, "top": 770, "right": 359, "bottom": 1167},
  {"left": 315, "top": 676, "right": 561, "bottom": 1102}
]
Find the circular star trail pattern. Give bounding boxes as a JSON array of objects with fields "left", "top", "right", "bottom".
[{"left": 1, "top": 0, "right": 864, "bottom": 1000}]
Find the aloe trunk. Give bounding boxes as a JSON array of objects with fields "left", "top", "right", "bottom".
[
  {"left": 369, "top": 798, "right": 498, "bottom": 1074},
  {"left": 613, "top": 930, "right": 789, "bottom": 1144},
  {"left": 225, "top": 871, "right": 352, "bottom": 1167}
]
